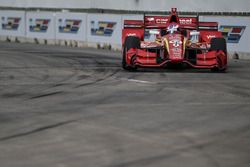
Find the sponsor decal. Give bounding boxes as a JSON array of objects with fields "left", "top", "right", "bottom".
[
  {"left": 156, "top": 18, "right": 168, "bottom": 24},
  {"left": 172, "top": 47, "right": 182, "bottom": 52},
  {"left": 207, "top": 35, "right": 216, "bottom": 39},
  {"left": 147, "top": 17, "right": 155, "bottom": 22},
  {"left": 219, "top": 25, "right": 246, "bottom": 43},
  {"left": 91, "top": 21, "right": 116, "bottom": 36},
  {"left": 1, "top": 17, "right": 21, "bottom": 30},
  {"left": 146, "top": 17, "right": 167, "bottom": 24},
  {"left": 179, "top": 18, "right": 193, "bottom": 25},
  {"left": 29, "top": 18, "right": 50, "bottom": 33},
  {"left": 58, "top": 19, "right": 81, "bottom": 33},
  {"left": 170, "top": 39, "right": 182, "bottom": 47},
  {"left": 154, "top": 18, "right": 194, "bottom": 25},
  {"left": 126, "top": 33, "right": 137, "bottom": 37},
  {"left": 141, "top": 42, "right": 159, "bottom": 48}
]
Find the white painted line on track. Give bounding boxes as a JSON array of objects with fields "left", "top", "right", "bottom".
[
  {"left": 115, "top": 77, "right": 156, "bottom": 84},
  {"left": 126, "top": 79, "right": 156, "bottom": 84}
]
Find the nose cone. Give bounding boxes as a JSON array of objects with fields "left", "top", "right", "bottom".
[{"left": 165, "top": 34, "right": 185, "bottom": 62}]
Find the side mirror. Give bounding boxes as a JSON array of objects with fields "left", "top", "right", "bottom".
[
  {"left": 190, "top": 31, "right": 200, "bottom": 36},
  {"left": 149, "top": 30, "right": 160, "bottom": 35},
  {"left": 190, "top": 31, "right": 200, "bottom": 43}
]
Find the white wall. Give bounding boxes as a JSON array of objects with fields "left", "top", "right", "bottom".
[{"left": 0, "top": 0, "right": 250, "bottom": 12}]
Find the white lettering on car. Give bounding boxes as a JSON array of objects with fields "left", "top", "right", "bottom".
[
  {"left": 147, "top": 17, "right": 155, "bottom": 22},
  {"left": 127, "top": 33, "right": 137, "bottom": 36},
  {"left": 179, "top": 19, "right": 192, "bottom": 25},
  {"left": 156, "top": 19, "right": 168, "bottom": 24},
  {"left": 207, "top": 35, "right": 216, "bottom": 39}
]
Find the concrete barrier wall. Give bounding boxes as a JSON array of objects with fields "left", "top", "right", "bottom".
[{"left": 0, "top": 10, "right": 249, "bottom": 54}]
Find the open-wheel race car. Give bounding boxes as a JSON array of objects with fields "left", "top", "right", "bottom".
[{"left": 122, "top": 8, "right": 227, "bottom": 71}]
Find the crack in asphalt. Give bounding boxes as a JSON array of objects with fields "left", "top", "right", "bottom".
[
  {"left": 30, "top": 91, "right": 63, "bottom": 99},
  {"left": 0, "top": 120, "right": 77, "bottom": 142}
]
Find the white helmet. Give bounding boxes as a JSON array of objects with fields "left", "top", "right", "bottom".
[{"left": 167, "top": 23, "right": 179, "bottom": 34}]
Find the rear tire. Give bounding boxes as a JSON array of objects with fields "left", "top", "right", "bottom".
[{"left": 122, "top": 36, "right": 140, "bottom": 71}]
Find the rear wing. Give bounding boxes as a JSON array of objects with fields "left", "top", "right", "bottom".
[
  {"left": 122, "top": 8, "right": 219, "bottom": 44},
  {"left": 124, "top": 20, "right": 144, "bottom": 28},
  {"left": 198, "top": 22, "right": 218, "bottom": 31},
  {"left": 123, "top": 16, "right": 218, "bottom": 31},
  {"left": 144, "top": 16, "right": 198, "bottom": 29}
]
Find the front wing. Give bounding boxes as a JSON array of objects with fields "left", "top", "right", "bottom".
[{"left": 125, "top": 48, "right": 227, "bottom": 70}]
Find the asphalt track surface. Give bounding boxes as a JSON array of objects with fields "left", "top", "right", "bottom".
[{"left": 0, "top": 42, "right": 250, "bottom": 167}]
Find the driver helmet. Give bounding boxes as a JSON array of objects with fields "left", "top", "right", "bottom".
[{"left": 167, "top": 23, "right": 179, "bottom": 34}]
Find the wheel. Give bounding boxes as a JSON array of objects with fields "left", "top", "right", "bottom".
[
  {"left": 210, "top": 38, "right": 227, "bottom": 72},
  {"left": 211, "top": 67, "right": 226, "bottom": 72},
  {"left": 211, "top": 55, "right": 227, "bottom": 72},
  {"left": 210, "top": 38, "right": 227, "bottom": 54},
  {"left": 122, "top": 36, "right": 140, "bottom": 71}
]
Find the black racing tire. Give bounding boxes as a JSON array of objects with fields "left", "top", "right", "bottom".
[
  {"left": 211, "top": 67, "right": 226, "bottom": 73},
  {"left": 210, "top": 37, "right": 227, "bottom": 54},
  {"left": 124, "top": 36, "right": 140, "bottom": 50},
  {"left": 211, "top": 57, "right": 227, "bottom": 73},
  {"left": 210, "top": 38, "right": 227, "bottom": 72},
  {"left": 122, "top": 36, "right": 140, "bottom": 71}
]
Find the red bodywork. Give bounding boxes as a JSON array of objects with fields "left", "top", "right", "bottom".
[{"left": 122, "top": 8, "right": 227, "bottom": 71}]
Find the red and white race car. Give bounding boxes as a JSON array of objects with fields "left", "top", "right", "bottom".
[{"left": 122, "top": 8, "right": 227, "bottom": 71}]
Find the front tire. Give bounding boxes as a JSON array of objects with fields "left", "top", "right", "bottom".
[
  {"left": 210, "top": 38, "right": 227, "bottom": 72},
  {"left": 122, "top": 36, "right": 140, "bottom": 71}
]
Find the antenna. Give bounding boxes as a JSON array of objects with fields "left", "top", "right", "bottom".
[{"left": 171, "top": 8, "right": 177, "bottom": 14}]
